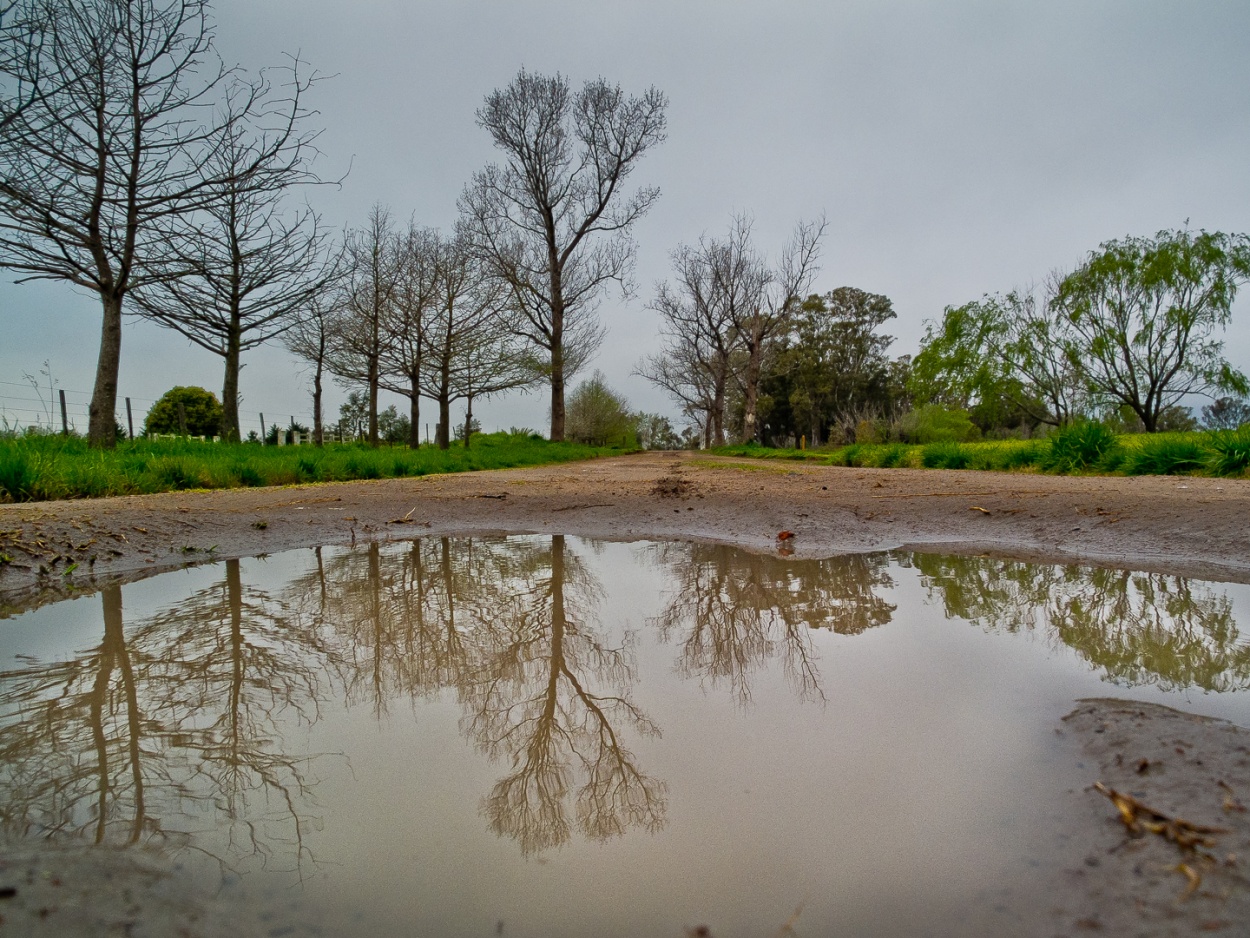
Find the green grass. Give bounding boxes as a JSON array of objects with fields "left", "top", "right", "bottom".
[
  {"left": 0, "top": 432, "right": 631, "bottom": 503},
  {"left": 707, "top": 428, "right": 1250, "bottom": 479}
]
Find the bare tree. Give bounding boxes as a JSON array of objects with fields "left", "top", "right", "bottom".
[
  {"left": 639, "top": 234, "right": 749, "bottom": 445},
  {"left": 0, "top": 0, "right": 55, "bottom": 137},
  {"left": 460, "top": 70, "right": 667, "bottom": 441},
  {"left": 416, "top": 227, "right": 529, "bottom": 449},
  {"left": 377, "top": 222, "right": 438, "bottom": 448},
  {"left": 719, "top": 214, "right": 827, "bottom": 443},
  {"left": 454, "top": 306, "right": 535, "bottom": 449},
  {"left": 329, "top": 205, "right": 402, "bottom": 447},
  {"left": 285, "top": 293, "right": 339, "bottom": 445},
  {"left": 130, "top": 66, "right": 338, "bottom": 441},
  {"left": 0, "top": 0, "right": 310, "bottom": 447}
]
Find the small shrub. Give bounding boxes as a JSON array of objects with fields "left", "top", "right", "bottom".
[
  {"left": 1207, "top": 428, "right": 1250, "bottom": 477},
  {"left": 1045, "top": 422, "right": 1120, "bottom": 473},
  {"left": 0, "top": 447, "right": 36, "bottom": 502},
  {"left": 233, "top": 461, "right": 266, "bottom": 487},
  {"left": 153, "top": 458, "right": 206, "bottom": 490},
  {"left": 921, "top": 441, "right": 971, "bottom": 469},
  {"left": 144, "top": 386, "right": 223, "bottom": 437},
  {"left": 899, "top": 405, "right": 980, "bottom": 444},
  {"left": 872, "top": 444, "right": 910, "bottom": 468},
  {"left": 1124, "top": 437, "right": 1207, "bottom": 476}
]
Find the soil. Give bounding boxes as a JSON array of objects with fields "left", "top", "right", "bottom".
[{"left": 2, "top": 452, "right": 1249, "bottom": 935}]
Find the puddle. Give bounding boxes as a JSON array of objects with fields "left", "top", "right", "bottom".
[{"left": 1, "top": 536, "right": 1249, "bottom": 936}]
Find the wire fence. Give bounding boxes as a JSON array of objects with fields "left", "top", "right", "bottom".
[{"left": 0, "top": 379, "right": 319, "bottom": 442}]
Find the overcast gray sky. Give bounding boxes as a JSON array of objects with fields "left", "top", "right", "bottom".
[{"left": 3, "top": 0, "right": 1249, "bottom": 436}]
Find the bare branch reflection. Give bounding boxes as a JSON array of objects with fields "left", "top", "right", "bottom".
[
  {"left": 647, "top": 544, "right": 896, "bottom": 704},
  {"left": 0, "top": 561, "right": 339, "bottom": 875},
  {"left": 302, "top": 536, "right": 667, "bottom": 857},
  {"left": 910, "top": 555, "right": 1250, "bottom": 691}
]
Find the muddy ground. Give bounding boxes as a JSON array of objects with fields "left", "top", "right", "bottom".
[{"left": 1, "top": 452, "right": 1249, "bottom": 936}]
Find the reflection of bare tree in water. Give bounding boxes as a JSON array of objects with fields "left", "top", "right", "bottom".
[
  {"left": 648, "top": 544, "right": 896, "bottom": 704},
  {"left": 461, "top": 536, "right": 665, "bottom": 856},
  {"left": 303, "top": 535, "right": 666, "bottom": 857},
  {"left": 910, "top": 555, "right": 1250, "bottom": 691},
  {"left": 307, "top": 539, "right": 498, "bottom": 709},
  {"left": 0, "top": 561, "right": 338, "bottom": 874}
]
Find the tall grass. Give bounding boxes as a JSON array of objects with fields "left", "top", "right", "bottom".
[
  {"left": 707, "top": 426, "right": 1250, "bottom": 480},
  {"left": 0, "top": 432, "right": 630, "bottom": 503}
]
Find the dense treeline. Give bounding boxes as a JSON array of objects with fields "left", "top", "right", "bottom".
[{"left": 642, "top": 227, "right": 1250, "bottom": 447}]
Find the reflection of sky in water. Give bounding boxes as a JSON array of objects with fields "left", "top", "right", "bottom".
[{"left": 1, "top": 538, "right": 1249, "bottom": 938}]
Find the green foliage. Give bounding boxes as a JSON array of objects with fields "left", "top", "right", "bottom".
[
  {"left": 1044, "top": 422, "right": 1120, "bottom": 473},
  {"left": 1056, "top": 228, "right": 1250, "bottom": 432},
  {"left": 898, "top": 404, "right": 980, "bottom": 444},
  {"left": 909, "top": 299, "right": 1011, "bottom": 409},
  {"left": 0, "top": 434, "right": 629, "bottom": 501},
  {"left": 760, "top": 288, "right": 904, "bottom": 445},
  {"left": 1123, "top": 436, "right": 1207, "bottom": 476},
  {"left": 1202, "top": 396, "right": 1250, "bottom": 431},
  {"left": 635, "top": 413, "right": 682, "bottom": 450},
  {"left": 715, "top": 427, "right": 1250, "bottom": 479},
  {"left": 144, "top": 387, "right": 224, "bottom": 438},
  {"left": 566, "top": 371, "right": 638, "bottom": 447},
  {"left": 1206, "top": 428, "right": 1250, "bottom": 477},
  {"left": 920, "top": 441, "right": 972, "bottom": 469},
  {"left": 0, "top": 445, "right": 37, "bottom": 502},
  {"left": 377, "top": 406, "right": 410, "bottom": 445}
]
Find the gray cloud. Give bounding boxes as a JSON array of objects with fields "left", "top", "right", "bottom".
[{"left": 4, "top": 0, "right": 1248, "bottom": 434}]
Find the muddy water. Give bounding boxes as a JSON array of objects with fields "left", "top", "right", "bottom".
[{"left": 2, "top": 537, "right": 1249, "bottom": 937}]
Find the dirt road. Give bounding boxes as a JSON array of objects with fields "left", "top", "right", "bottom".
[{"left": 3, "top": 452, "right": 1249, "bottom": 610}]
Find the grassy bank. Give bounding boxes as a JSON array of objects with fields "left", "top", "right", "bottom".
[
  {"left": 0, "top": 432, "right": 631, "bottom": 503},
  {"left": 714, "top": 424, "right": 1250, "bottom": 479}
]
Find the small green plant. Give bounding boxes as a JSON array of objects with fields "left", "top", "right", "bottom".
[
  {"left": 1206, "top": 428, "right": 1250, "bottom": 477},
  {"left": 921, "top": 441, "right": 972, "bottom": 469},
  {"left": 0, "top": 446, "right": 36, "bottom": 502},
  {"left": 874, "top": 443, "right": 910, "bottom": 469},
  {"left": 1044, "top": 422, "right": 1120, "bottom": 473},
  {"left": 1124, "top": 436, "right": 1207, "bottom": 475}
]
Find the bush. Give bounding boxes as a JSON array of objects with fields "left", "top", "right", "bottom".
[
  {"left": 566, "top": 371, "right": 637, "bottom": 447},
  {"left": 144, "top": 387, "right": 223, "bottom": 437},
  {"left": 921, "top": 441, "right": 972, "bottom": 469},
  {"left": 1206, "top": 428, "right": 1250, "bottom": 477},
  {"left": 1044, "top": 422, "right": 1120, "bottom": 473},
  {"left": 0, "top": 445, "right": 37, "bottom": 502},
  {"left": 899, "top": 405, "right": 980, "bottom": 444},
  {"left": 1124, "top": 436, "right": 1207, "bottom": 475}
]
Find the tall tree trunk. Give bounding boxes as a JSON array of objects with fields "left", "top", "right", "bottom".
[
  {"left": 408, "top": 372, "right": 421, "bottom": 449},
  {"left": 741, "top": 332, "right": 763, "bottom": 443},
  {"left": 367, "top": 350, "right": 379, "bottom": 447},
  {"left": 221, "top": 319, "right": 242, "bottom": 441},
  {"left": 437, "top": 366, "right": 451, "bottom": 450},
  {"left": 712, "top": 371, "right": 726, "bottom": 446},
  {"left": 549, "top": 291, "right": 566, "bottom": 441},
  {"left": 464, "top": 394, "right": 475, "bottom": 449},
  {"left": 312, "top": 357, "right": 324, "bottom": 447},
  {"left": 550, "top": 329, "right": 566, "bottom": 442},
  {"left": 88, "top": 292, "right": 124, "bottom": 448}
]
